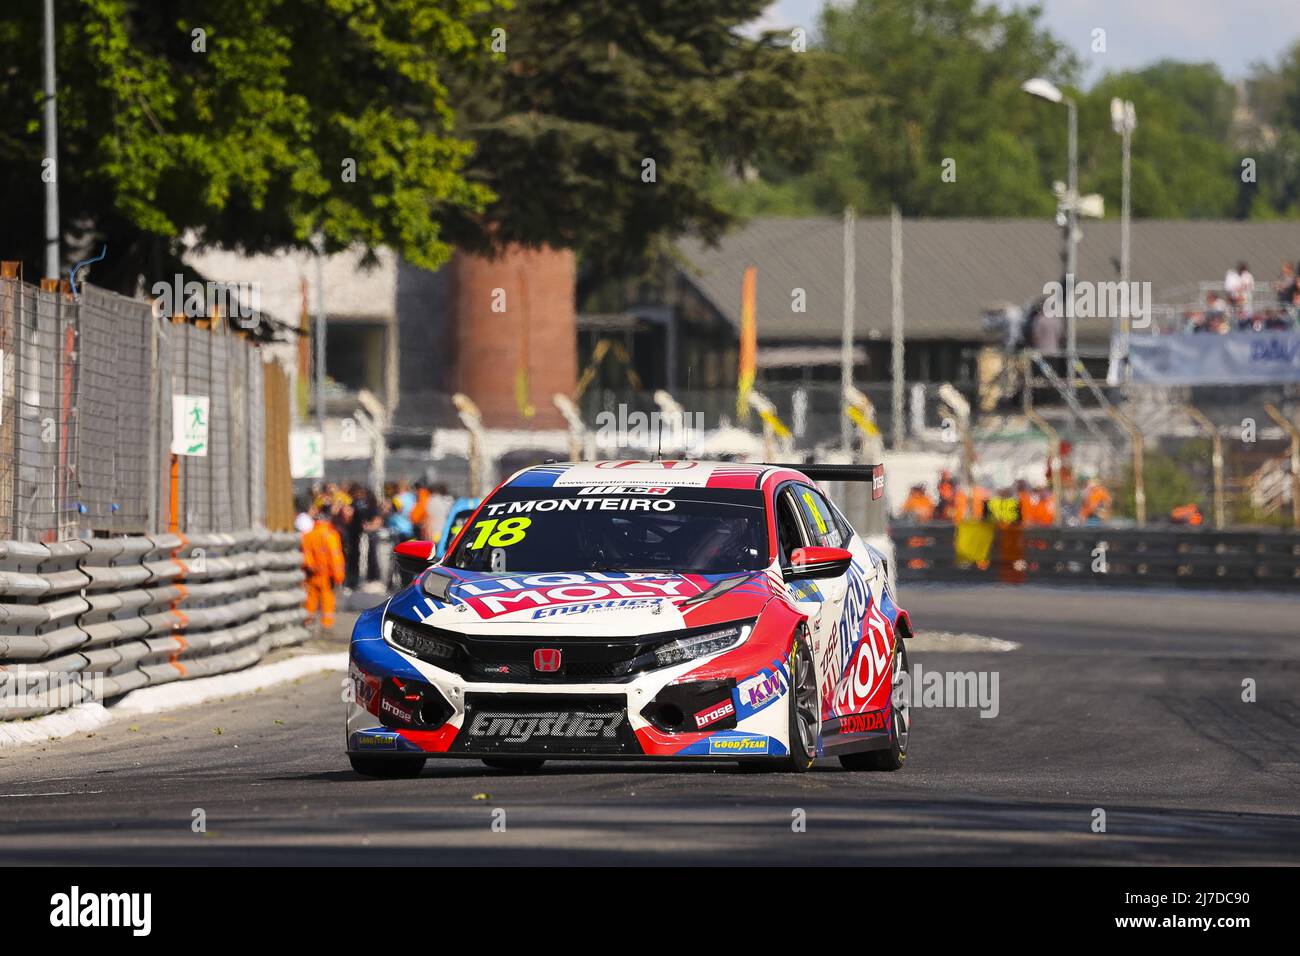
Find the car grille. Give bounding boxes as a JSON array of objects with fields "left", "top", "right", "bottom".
[
  {"left": 456, "top": 693, "right": 638, "bottom": 755},
  {"left": 387, "top": 616, "right": 675, "bottom": 683}
]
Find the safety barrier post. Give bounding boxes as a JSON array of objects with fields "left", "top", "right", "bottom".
[
  {"left": 1184, "top": 405, "right": 1225, "bottom": 529},
  {"left": 1264, "top": 403, "right": 1300, "bottom": 531}
]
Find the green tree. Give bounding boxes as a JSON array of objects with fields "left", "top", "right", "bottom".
[
  {"left": 1244, "top": 41, "right": 1300, "bottom": 218},
  {"left": 0, "top": 0, "right": 501, "bottom": 289},
  {"left": 742, "top": 0, "right": 1079, "bottom": 217},
  {"left": 442, "top": 0, "right": 826, "bottom": 274},
  {"left": 1083, "top": 69, "right": 1239, "bottom": 220}
]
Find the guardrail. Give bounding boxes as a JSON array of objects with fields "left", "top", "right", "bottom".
[
  {"left": 893, "top": 523, "right": 1300, "bottom": 590},
  {"left": 0, "top": 530, "right": 307, "bottom": 720}
]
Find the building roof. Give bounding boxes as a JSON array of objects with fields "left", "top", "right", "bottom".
[
  {"left": 675, "top": 217, "right": 1300, "bottom": 343},
  {"left": 182, "top": 241, "right": 399, "bottom": 328}
]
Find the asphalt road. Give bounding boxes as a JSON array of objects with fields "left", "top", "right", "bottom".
[{"left": 2, "top": 585, "right": 1298, "bottom": 865}]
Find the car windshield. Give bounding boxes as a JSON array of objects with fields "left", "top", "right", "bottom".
[{"left": 444, "top": 485, "right": 768, "bottom": 574}]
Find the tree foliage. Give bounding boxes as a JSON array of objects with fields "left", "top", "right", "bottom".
[
  {"left": 0, "top": 0, "right": 500, "bottom": 287},
  {"left": 443, "top": 0, "right": 826, "bottom": 274}
]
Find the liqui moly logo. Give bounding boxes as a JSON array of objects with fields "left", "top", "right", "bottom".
[
  {"left": 457, "top": 572, "right": 689, "bottom": 617},
  {"left": 831, "top": 603, "right": 893, "bottom": 717}
]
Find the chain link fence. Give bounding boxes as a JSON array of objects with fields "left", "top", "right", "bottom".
[{"left": 0, "top": 276, "right": 291, "bottom": 543}]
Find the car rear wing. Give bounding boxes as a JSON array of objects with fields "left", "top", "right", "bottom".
[{"left": 772, "top": 462, "right": 887, "bottom": 537}]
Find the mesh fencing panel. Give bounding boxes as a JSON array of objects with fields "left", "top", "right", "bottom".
[{"left": 0, "top": 276, "right": 289, "bottom": 541}]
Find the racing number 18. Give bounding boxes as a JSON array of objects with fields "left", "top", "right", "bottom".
[{"left": 467, "top": 517, "right": 531, "bottom": 549}]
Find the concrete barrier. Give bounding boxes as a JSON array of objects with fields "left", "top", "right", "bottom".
[{"left": 0, "top": 530, "right": 307, "bottom": 720}]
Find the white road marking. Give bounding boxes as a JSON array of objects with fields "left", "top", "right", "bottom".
[
  {"left": 0, "top": 653, "right": 347, "bottom": 750},
  {"left": 907, "top": 632, "right": 1020, "bottom": 653}
]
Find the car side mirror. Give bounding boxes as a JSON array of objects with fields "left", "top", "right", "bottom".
[
  {"left": 783, "top": 546, "right": 853, "bottom": 581},
  {"left": 394, "top": 539, "right": 437, "bottom": 586}
]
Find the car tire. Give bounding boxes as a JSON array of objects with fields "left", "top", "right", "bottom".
[
  {"left": 349, "top": 754, "right": 426, "bottom": 778},
  {"left": 481, "top": 757, "right": 546, "bottom": 772},
  {"left": 778, "top": 629, "right": 818, "bottom": 773},
  {"left": 839, "top": 638, "right": 910, "bottom": 772}
]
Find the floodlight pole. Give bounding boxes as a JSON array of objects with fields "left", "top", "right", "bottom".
[{"left": 43, "top": 0, "right": 60, "bottom": 279}]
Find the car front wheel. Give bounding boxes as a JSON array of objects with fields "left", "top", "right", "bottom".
[{"left": 778, "top": 630, "right": 819, "bottom": 773}]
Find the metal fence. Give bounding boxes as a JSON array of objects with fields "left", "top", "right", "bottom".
[
  {"left": 894, "top": 522, "right": 1300, "bottom": 590},
  {"left": 0, "top": 276, "right": 288, "bottom": 542}
]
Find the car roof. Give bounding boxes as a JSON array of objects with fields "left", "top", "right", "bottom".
[{"left": 505, "top": 460, "right": 803, "bottom": 491}]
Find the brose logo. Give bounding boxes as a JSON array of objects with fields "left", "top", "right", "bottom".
[
  {"left": 50, "top": 886, "right": 151, "bottom": 936},
  {"left": 694, "top": 699, "right": 735, "bottom": 729},
  {"left": 469, "top": 710, "right": 623, "bottom": 743}
]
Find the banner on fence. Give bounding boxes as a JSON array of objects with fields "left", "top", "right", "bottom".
[{"left": 1129, "top": 332, "right": 1300, "bottom": 385}]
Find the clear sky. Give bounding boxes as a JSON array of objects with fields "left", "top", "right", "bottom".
[{"left": 751, "top": 0, "right": 1299, "bottom": 82}]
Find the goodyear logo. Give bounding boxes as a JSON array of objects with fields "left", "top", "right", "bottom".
[
  {"left": 708, "top": 734, "right": 770, "bottom": 755},
  {"left": 354, "top": 731, "right": 397, "bottom": 750}
]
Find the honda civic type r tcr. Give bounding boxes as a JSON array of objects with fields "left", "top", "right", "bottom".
[{"left": 345, "top": 460, "right": 913, "bottom": 776}]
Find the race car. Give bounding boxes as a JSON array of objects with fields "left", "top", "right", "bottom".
[{"left": 346, "top": 460, "right": 913, "bottom": 776}]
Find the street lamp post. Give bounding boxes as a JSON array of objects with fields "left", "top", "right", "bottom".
[
  {"left": 1110, "top": 98, "right": 1137, "bottom": 384},
  {"left": 1022, "top": 78, "right": 1079, "bottom": 389},
  {"left": 42, "top": 0, "right": 60, "bottom": 279},
  {"left": 1111, "top": 99, "right": 1136, "bottom": 288}
]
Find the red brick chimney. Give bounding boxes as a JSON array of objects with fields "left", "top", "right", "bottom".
[{"left": 450, "top": 245, "right": 576, "bottom": 429}]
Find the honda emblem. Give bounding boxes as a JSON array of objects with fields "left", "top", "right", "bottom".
[{"left": 533, "top": 648, "right": 562, "bottom": 672}]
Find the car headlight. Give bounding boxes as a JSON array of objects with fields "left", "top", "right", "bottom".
[
  {"left": 387, "top": 618, "right": 458, "bottom": 664},
  {"left": 650, "top": 621, "right": 754, "bottom": 669}
]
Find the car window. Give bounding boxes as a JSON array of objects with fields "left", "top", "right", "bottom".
[
  {"left": 795, "top": 485, "right": 844, "bottom": 549},
  {"left": 444, "top": 486, "right": 768, "bottom": 574},
  {"left": 775, "top": 488, "right": 808, "bottom": 567}
]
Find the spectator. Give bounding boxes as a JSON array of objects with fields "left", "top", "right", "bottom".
[
  {"left": 935, "top": 471, "right": 970, "bottom": 522},
  {"left": 302, "top": 506, "right": 345, "bottom": 629},
  {"left": 899, "top": 484, "right": 935, "bottom": 523},
  {"left": 422, "top": 482, "right": 454, "bottom": 541},
  {"left": 1276, "top": 260, "right": 1295, "bottom": 307},
  {"left": 387, "top": 481, "right": 417, "bottom": 541},
  {"left": 1224, "top": 262, "right": 1254, "bottom": 311},
  {"left": 1030, "top": 301, "right": 1062, "bottom": 353},
  {"left": 1078, "top": 476, "right": 1112, "bottom": 526},
  {"left": 345, "top": 486, "right": 378, "bottom": 589},
  {"left": 986, "top": 487, "right": 1021, "bottom": 526}
]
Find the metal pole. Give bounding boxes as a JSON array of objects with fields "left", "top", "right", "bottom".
[
  {"left": 890, "top": 205, "right": 905, "bottom": 450},
  {"left": 1066, "top": 97, "right": 1078, "bottom": 392},
  {"left": 1120, "top": 118, "right": 1131, "bottom": 290},
  {"left": 313, "top": 237, "right": 326, "bottom": 477},
  {"left": 1021, "top": 356, "right": 1062, "bottom": 526},
  {"left": 42, "top": 0, "right": 60, "bottom": 279},
  {"left": 840, "top": 206, "right": 855, "bottom": 453},
  {"left": 1185, "top": 405, "right": 1224, "bottom": 529}
]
